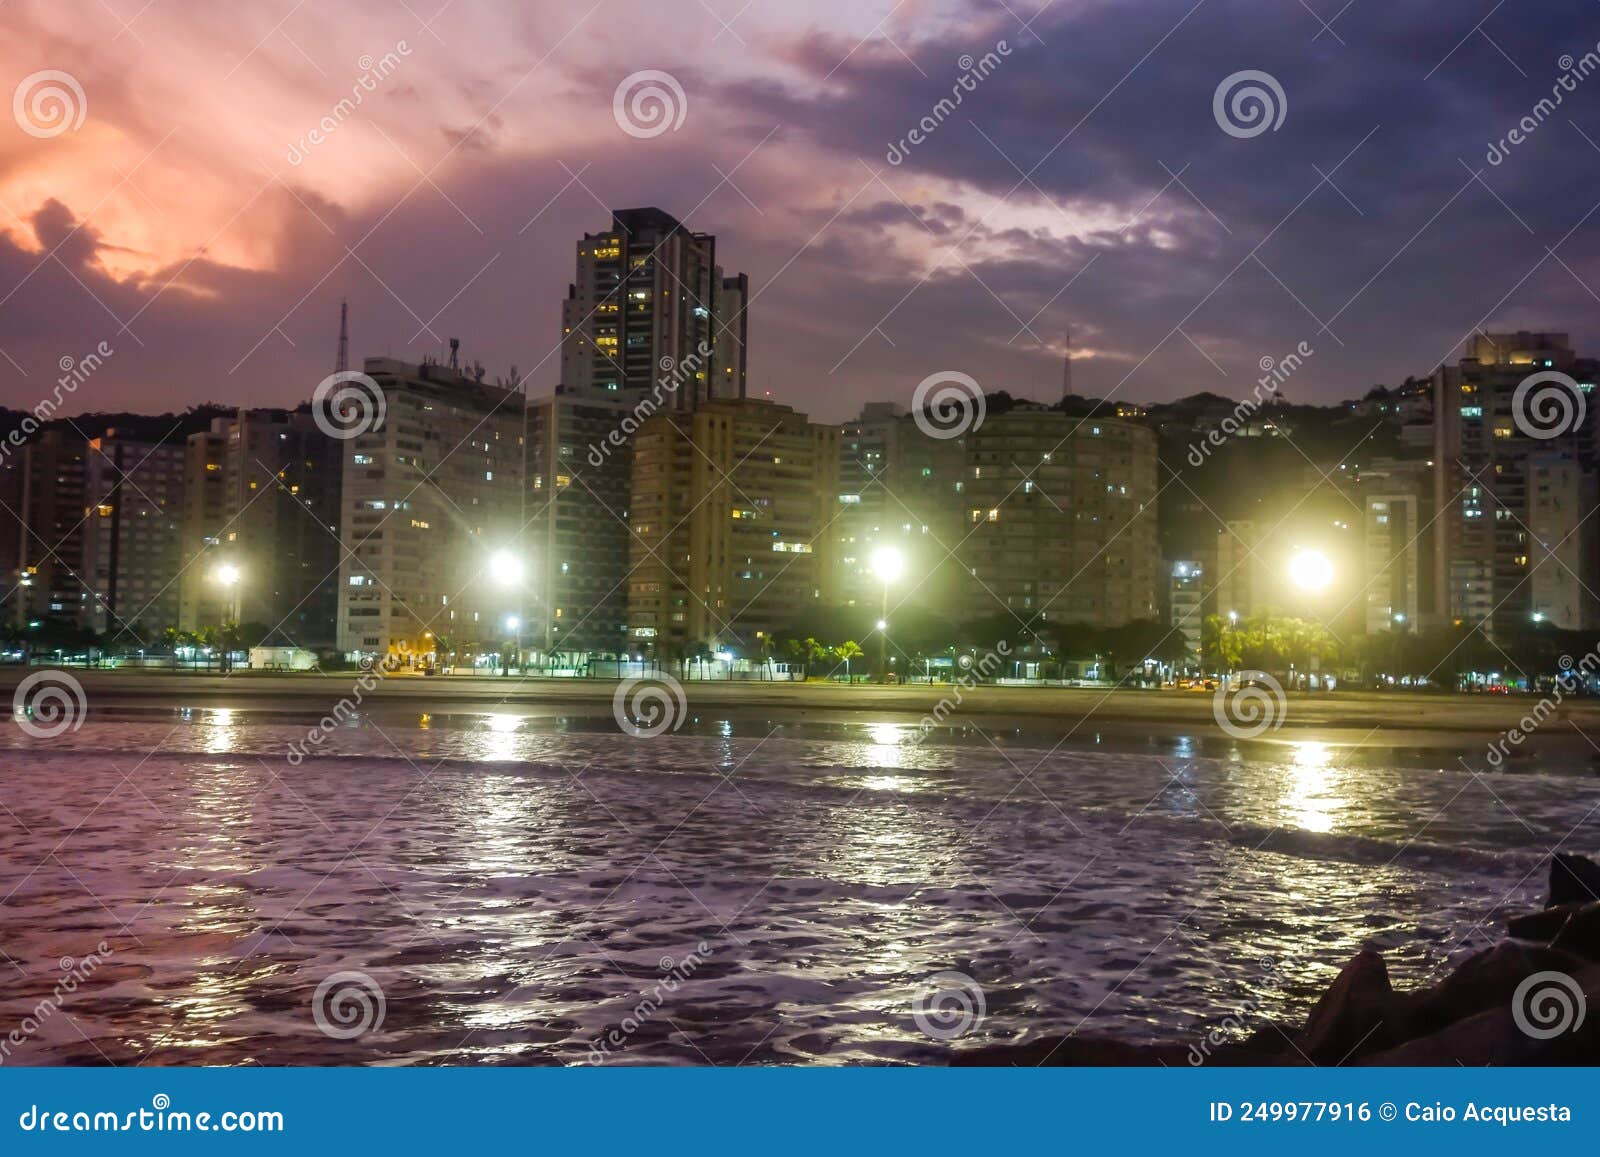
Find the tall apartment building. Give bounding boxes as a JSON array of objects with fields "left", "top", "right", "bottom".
[
  {"left": 177, "top": 424, "right": 229, "bottom": 631},
  {"left": 837, "top": 402, "right": 965, "bottom": 612},
  {"left": 3, "top": 430, "right": 89, "bottom": 630},
  {"left": 1168, "top": 559, "right": 1206, "bottom": 661},
  {"left": 628, "top": 399, "right": 839, "bottom": 656},
  {"left": 559, "top": 207, "right": 747, "bottom": 408},
  {"left": 957, "top": 405, "right": 1160, "bottom": 630},
  {"left": 1360, "top": 458, "right": 1434, "bottom": 635},
  {"left": 81, "top": 430, "right": 185, "bottom": 641},
  {"left": 1432, "top": 331, "right": 1600, "bottom": 633},
  {"left": 524, "top": 393, "right": 633, "bottom": 660},
  {"left": 336, "top": 357, "right": 526, "bottom": 660},
  {"left": 177, "top": 410, "right": 344, "bottom": 645}
]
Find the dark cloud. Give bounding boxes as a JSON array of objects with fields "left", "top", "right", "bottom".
[{"left": 6, "top": 0, "right": 1600, "bottom": 421}]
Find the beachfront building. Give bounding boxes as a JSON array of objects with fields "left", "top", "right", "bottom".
[
  {"left": 956, "top": 404, "right": 1160, "bottom": 631},
  {"left": 335, "top": 356, "right": 526, "bottom": 664},
  {"left": 627, "top": 398, "right": 840, "bottom": 660}
]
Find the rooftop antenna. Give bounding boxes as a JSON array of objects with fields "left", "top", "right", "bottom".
[
  {"left": 1061, "top": 329, "right": 1074, "bottom": 400},
  {"left": 448, "top": 337, "right": 460, "bottom": 372},
  {"left": 336, "top": 300, "right": 349, "bottom": 373}
]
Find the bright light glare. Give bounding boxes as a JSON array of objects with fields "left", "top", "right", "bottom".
[
  {"left": 505, "top": 616, "right": 520, "bottom": 631},
  {"left": 488, "top": 551, "right": 524, "bottom": 586},
  {"left": 870, "top": 545, "right": 905, "bottom": 584},
  {"left": 214, "top": 564, "right": 241, "bottom": 586},
  {"left": 1288, "top": 549, "right": 1334, "bottom": 593}
]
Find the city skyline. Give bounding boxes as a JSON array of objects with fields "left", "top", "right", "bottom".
[{"left": 10, "top": 2, "right": 1600, "bottom": 422}]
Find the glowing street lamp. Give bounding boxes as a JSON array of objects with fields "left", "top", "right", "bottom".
[
  {"left": 1287, "top": 549, "right": 1334, "bottom": 594},
  {"left": 488, "top": 550, "right": 525, "bottom": 586},
  {"left": 870, "top": 546, "right": 904, "bottom": 682}
]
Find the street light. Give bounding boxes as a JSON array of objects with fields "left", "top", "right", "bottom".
[
  {"left": 211, "top": 563, "right": 241, "bottom": 674},
  {"left": 1288, "top": 549, "right": 1334, "bottom": 594},
  {"left": 870, "top": 546, "right": 904, "bottom": 682},
  {"left": 488, "top": 551, "right": 524, "bottom": 586}
]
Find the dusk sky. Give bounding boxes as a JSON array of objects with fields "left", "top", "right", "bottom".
[{"left": 6, "top": 0, "right": 1600, "bottom": 422}]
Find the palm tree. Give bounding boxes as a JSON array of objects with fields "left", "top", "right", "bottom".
[{"left": 836, "top": 639, "right": 864, "bottom": 683}]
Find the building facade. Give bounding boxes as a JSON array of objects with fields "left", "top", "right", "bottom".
[
  {"left": 336, "top": 357, "right": 526, "bottom": 661},
  {"left": 628, "top": 399, "right": 839, "bottom": 657},
  {"left": 1432, "top": 331, "right": 1600, "bottom": 633}
]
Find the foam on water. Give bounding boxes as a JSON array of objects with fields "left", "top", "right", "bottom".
[{"left": 0, "top": 715, "right": 1591, "bottom": 1065}]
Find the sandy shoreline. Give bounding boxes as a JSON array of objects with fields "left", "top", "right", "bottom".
[{"left": 7, "top": 669, "right": 1599, "bottom": 763}]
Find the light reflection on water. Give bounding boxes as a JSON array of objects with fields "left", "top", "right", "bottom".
[{"left": 0, "top": 712, "right": 1588, "bottom": 1066}]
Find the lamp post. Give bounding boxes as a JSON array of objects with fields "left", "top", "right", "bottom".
[
  {"left": 213, "top": 563, "right": 241, "bottom": 673},
  {"left": 870, "top": 545, "right": 905, "bottom": 683},
  {"left": 488, "top": 550, "right": 526, "bottom": 675}
]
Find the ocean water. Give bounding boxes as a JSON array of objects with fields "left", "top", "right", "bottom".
[{"left": 0, "top": 709, "right": 1593, "bottom": 1066}]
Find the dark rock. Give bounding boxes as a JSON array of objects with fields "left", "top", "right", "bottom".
[
  {"left": 1549, "top": 853, "right": 1600, "bottom": 907},
  {"left": 1361, "top": 965, "right": 1600, "bottom": 1066},
  {"left": 1507, "top": 905, "right": 1582, "bottom": 942},
  {"left": 1295, "top": 949, "right": 1423, "bottom": 1064},
  {"left": 1412, "top": 940, "right": 1590, "bottom": 1040},
  {"left": 1550, "top": 903, "right": 1600, "bottom": 963}
]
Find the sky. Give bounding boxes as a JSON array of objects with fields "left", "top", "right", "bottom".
[{"left": 5, "top": 0, "right": 1600, "bottom": 423}]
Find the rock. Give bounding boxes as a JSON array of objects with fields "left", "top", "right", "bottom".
[
  {"left": 1549, "top": 853, "right": 1600, "bottom": 907},
  {"left": 1414, "top": 940, "right": 1589, "bottom": 1035},
  {"left": 1295, "top": 948, "right": 1422, "bottom": 1064},
  {"left": 1507, "top": 905, "right": 1582, "bottom": 942},
  {"left": 1550, "top": 903, "right": 1600, "bottom": 963},
  {"left": 1362, "top": 965, "right": 1600, "bottom": 1066}
]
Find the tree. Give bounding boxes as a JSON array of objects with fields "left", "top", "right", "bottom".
[{"left": 835, "top": 640, "right": 864, "bottom": 682}]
